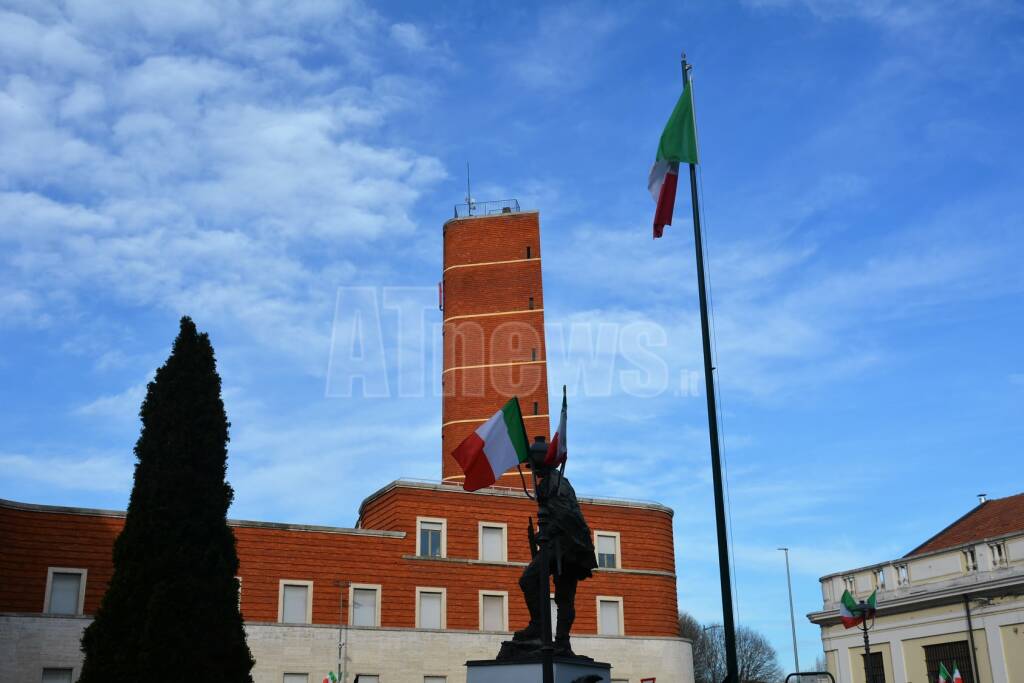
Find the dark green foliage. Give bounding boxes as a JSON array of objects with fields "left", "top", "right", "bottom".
[{"left": 80, "top": 317, "right": 254, "bottom": 683}]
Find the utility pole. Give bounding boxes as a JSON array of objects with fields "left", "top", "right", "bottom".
[{"left": 779, "top": 547, "right": 800, "bottom": 673}]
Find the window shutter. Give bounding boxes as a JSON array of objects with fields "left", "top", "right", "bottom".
[
  {"left": 419, "top": 591, "right": 442, "bottom": 629},
  {"left": 482, "top": 595, "right": 504, "bottom": 630},
  {"left": 49, "top": 573, "right": 81, "bottom": 614},
  {"left": 353, "top": 588, "right": 378, "bottom": 626},
  {"left": 282, "top": 584, "right": 308, "bottom": 624},
  {"left": 481, "top": 527, "right": 503, "bottom": 561},
  {"left": 599, "top": 600, "right": 621, "bottom": 635}
]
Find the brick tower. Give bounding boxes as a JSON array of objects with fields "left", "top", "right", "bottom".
[{"left": 441, "top": 203, "right": 550, "bottom": 487}]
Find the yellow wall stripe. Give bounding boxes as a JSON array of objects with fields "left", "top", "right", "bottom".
[
  {"left": 443, "top": 308, "right": 544, "bottom": 324},
  {"left": 443, "top": 360, "right": 546, "bottom": 375},
  {"left": 442, "top": 414, "right": 549, "bottom": 428},
  {"left": 443, "top": 257, "right": 539, "bottom": 274}
]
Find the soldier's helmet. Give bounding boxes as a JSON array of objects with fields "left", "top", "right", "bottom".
[{"left": 526, "top": 435, "right": 552, "bottom": 474}]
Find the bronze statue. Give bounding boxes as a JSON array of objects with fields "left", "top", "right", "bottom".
[{"left": 499, "top": 437, "right": 597, "bottom": 660}]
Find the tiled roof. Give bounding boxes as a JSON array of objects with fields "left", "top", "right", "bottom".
[{"left": 905, "top": 492, "right": 1024, "bottom": 557}]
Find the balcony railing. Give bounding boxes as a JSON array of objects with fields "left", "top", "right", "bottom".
[{"left": 453, "top": 198, "right": 520, "bottom": 218}]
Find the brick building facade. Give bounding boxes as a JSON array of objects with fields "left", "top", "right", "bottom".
[{"left": 0, "top": 206, "right": 693, "bottom": 683}]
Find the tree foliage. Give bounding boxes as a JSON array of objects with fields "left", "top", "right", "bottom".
[
  {"left": 680, "top": 612, "right": 785, "bottom": 683},
  {"left": 80, "top": 317, "right": 254, "bottom": 683}
]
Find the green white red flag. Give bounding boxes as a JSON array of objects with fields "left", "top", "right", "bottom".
[
  {"left": 938, "top": 662, "right": 952, "bottom": 682},
  {"left": 951, "top": 664, "right": 963, "bottom": 683},
  {"left": 451, "top": 397, "right": 530, "bottom": 491},
  {"left": 649, "top": 76, "right": 699, "bottom": 238},
  {"left": 839, "top": 589, "right": 876, "bottom": 628},
  {"left": 544, "top": 386, "right": 567, "bottom": 467}
]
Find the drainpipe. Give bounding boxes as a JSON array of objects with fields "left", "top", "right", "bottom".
[{"left": 963, "top": 594, "right": 981, "bottom": 683}]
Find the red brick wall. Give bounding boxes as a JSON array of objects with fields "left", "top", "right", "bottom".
[
  {"left": 1, "top": 486, "right": 679, "bottom": 638},
  {"left": 441, "top": 211, "right": 551, "bottom": 482}
]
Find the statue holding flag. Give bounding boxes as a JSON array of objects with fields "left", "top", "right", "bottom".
[{"left": 452, "top": 388, "right": 597, "bottom": 663}]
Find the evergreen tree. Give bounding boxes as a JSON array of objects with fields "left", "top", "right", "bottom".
[{"left": 80, "top": 317, "right": 254, "bottom": 683}]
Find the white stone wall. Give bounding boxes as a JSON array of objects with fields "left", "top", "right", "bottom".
[{"left": 0, "top": 615, "right": 692, "bottom": 683}]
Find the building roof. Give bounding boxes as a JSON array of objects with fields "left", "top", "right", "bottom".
[{"left": 904, "top": 491, "right": 1024, "bottom": 557}]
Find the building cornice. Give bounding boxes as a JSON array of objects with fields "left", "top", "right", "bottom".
[
  {"left": 0, "top": 497, "right": 405, "bottom": 539},
  {"left": 816, "top": 528, "right": 1024, "bottom": 582},
  {"left": 357, "top": 479, "right": 675, "bottom": 522},
  {"left": 808, "top": 568, "right": 1024, "bottom": 626}
]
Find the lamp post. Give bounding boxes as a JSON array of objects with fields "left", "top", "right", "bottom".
[
  {"left": 778, "top": 547, "right": 800, "bottom": 673},
  {"left": 858, "top": 599, "right": 877, "bottom": 683}
]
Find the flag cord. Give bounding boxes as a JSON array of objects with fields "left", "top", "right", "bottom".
[{"left": 696, "top": 159, "right": 741, "bottom": 626}]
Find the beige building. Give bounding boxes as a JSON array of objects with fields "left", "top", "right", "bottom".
[{"left": 808, "top": 492, "right": 1024, "bottom": 683}]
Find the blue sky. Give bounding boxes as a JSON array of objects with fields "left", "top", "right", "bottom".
[{"left": 2, "top": 0, "right": 1023, "bottom": 669}]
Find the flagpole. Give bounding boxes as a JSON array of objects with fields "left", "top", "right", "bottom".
[{"left": 681, "top": 53, "right": 740, "bottom": 683}]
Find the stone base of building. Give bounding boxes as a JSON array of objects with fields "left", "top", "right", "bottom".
[
  {"left": 466, "top": 656, "right": 610, "bottom": 683},
  {"left": 0, "top": 615, "right": 693, "bottom": 683}
]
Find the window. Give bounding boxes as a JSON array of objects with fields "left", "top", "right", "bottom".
[
  {"left": 897, "top": 564, "right": 909, "bottom": 586},
  {"left": 533, "top": 401, "right": 539, "bottom": 415},
  {"left": 874, "top": 568, "right": 886, "bottom": 590},
  {"left": 417, "top": 517, "right": 446, "bottom": 558},
  {"left": 350, "top": 584, "right": 381, "bottom": 627},
  {"left": 480, "top": 591, "right": 508, "bottom": 631},
  {"left": 963, "top": 548, "right": 978, "bottom": 572},
  {"left": 991, "top": 542, "right": 1007, "bottom": 567},
  {"left": 526, "top": 246, "right": 532, "bottom": 259},
  {"left": 843, "top": 576, "right": 856, "bottom": 594},
  {"left": 531, "top": 347, "right": 537, "bottom": 361},
  {"left": 44, "top": 568, "right": 86, "bottom": 615},
  {"left": 479, "top": 523, "right": 507, "bottom": 562},
  {"left": 283, "top": 675, "right": 309, "bottom": 683},
  {"left": 355, "top": 677, "right": 379, "bottom": 683},
  {"left": 278, "top": 580, "right": 312, "bottom": 624},
  {"left": 924, "top": 641, "right": 974, "bottom": 683},
  {"left": 528, "top": 296, "right": 534, "bottom": 309},
  {"left": 861, "top": 652, "right": 885, "bottom": 683},
  {"left": 595, "top": 532, "right": 620, "bottom": 569},
  {"left": 42, "top": 669, "right": 73, "bottom": 683},
  {"left": 597, "top": 597, "right": 623, "bottom": 635},
  {"left": 417, "top": 587, "right": 446, "bottom": 629}
]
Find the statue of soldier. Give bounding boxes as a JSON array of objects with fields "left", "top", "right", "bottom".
[{"left": 512, "top": 438, "right": 597, "bottom": 657}]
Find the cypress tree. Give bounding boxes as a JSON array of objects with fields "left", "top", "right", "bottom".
[{"left": 80, "top": 317, "right": 254, "bottom": 683}]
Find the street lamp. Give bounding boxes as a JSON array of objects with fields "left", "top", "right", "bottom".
[
  {"left": 858, "top": 599, "right": 878, "bottom": 683},
  {"left": 778, "top": 547, "right": 800, "bottom": 673}
]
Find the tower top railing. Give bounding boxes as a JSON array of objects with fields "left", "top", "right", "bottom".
[{"left": 453, "top": 198, "right": 520, "bottom": 218}]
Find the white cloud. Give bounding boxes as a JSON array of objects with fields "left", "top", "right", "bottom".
[
  {"left": 390, "top": 22, "right": 428, "bottom": 52},
  {"left": 0, "top": 452, "right": 132, "bottom": 492},
  {"left": 0, "top": 1, "right": 447, "bottom": 374}
]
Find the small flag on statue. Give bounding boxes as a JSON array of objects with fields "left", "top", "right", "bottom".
[
  {"left": 649, "top": 76, "right": 699, "bottom": 238},
  {"left": 839, "top": 589, "right": 876, "bottom": 628},
  {"left": 544, "top": 386, "right": 567, "bottom": 467},
  {"left": 451, "top": 398, "right": 530, "bottom": 491}
]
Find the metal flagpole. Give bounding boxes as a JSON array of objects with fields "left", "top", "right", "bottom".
[{"left": 682, "top": 53, "right": 739, "bottom": 683}]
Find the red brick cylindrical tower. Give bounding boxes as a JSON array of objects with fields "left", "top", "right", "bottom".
[{"left": 441, "top": 208, "right": 550, "bottom": 488}]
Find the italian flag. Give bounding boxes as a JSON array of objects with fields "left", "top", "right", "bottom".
[
  {"left": 938, "top": 662, "right": 952, "bottom": 683},
  {"left": 951, "top": 663, "right": 964, "bottom": 683},
  {"left": 649, "top": 76, "right": 699, "bottom": 238},
  {"left": 451, "top": 397, "right": 530, "bottom": 491},
  {"left": 839, "top": 589, "right": 876, "bottom": 628},
  {"left": 544, "top": 386, "right": 567, "bottom": 467}
]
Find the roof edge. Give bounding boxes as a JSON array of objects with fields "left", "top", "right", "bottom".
[
  {"left": 443, "top": 209, "right": 539, "bottom": 229},
  {"left": 358, "top": 478, "right": 675, "bottom": 522},
  {"left": 0, "top": 497, "right": 405, "bottom": 539},
  {"left": 903, "top": 501, "right": 985, "bottom": 557}
]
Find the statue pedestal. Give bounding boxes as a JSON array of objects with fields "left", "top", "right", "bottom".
[{"left": 466, "top": 656, "right": 611, "bottom": 683}]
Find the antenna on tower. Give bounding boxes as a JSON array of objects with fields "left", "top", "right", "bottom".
[{"left": 465, "top": 161, "right": 475, "bottom": 216}]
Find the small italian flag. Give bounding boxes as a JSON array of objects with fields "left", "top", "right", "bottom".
[
  {"left": 839, "top": 589, "right": 877, "bottom": 628},
  {"left": 323, "top": 673, "right": 338, "bottom": 683},
  {"left": 938, "top": 662, "right": 952, "bottom": 683},
  {"left": 951, "top": 663, "right": 964, "bottom": 683},
  {"left": 451, "top": 397, "right": 530, "bottom": 491},
  {"left": 544, "top": 386, "right": 567, "bottom": 467},
  {"left": 649, "top": 75, "right": 699, "bottom": 238}
]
